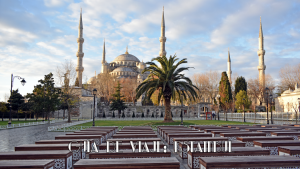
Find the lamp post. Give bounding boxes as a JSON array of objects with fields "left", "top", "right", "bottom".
[
  {"left": 297, "top": 98, "right": 300, "bottom": 124},
  {"left": 92, "top": 89, "right": 97, "bottom": 126},
  {"left": 91, "top": 104, "right": 92, "bottom": 119},
  {"left": 217, "top": 94, "right": 220, "bottom": 121},
  {"left": 8, "top": 74, "right": 26, "bottom": 126},
  {"left": 270, "top": 94, "right": 273, "bottom": 124},
  {"left": 265, "top": 87, "right": 269, "bottom": 125},
  {"left": 243, "top": 98, "right": 245, "bottom": 122},
  {"left": 180, "top": 94, "right": 184, "bottom": 125}
]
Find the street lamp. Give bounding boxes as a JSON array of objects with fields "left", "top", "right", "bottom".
[
  {"left": 265, "top": 87, "right": 269, "bottom": 125},
  {"left": 270, "top": 94, "right": 273, "bottom": 124},
  {"left": 180, "top": 94, "right": 184, "bottom": 125},
  {"left": 217, "top": 94, "right": 220, "bottom": 121},
  {"left": 297, "top": 98, "right": 300, "bottom": 124},
  {"left": 8, "top": 74, "right": 26, "bottom": 126},
  {"left": 92, "top": 88, "right": 97, "bottom": 126},
  {"left": 243, "top": 98, "right": 246, "bottom": 122}
]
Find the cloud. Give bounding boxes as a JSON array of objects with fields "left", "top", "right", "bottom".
[{"left": 44, "top": 0, "right": 72, "bottom": 7}]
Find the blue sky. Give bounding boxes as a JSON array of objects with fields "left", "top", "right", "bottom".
[{"left": 0, "top": 0, "right": 300, "bottom": 101}]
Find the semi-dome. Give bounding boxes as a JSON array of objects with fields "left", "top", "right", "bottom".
[
  {"left": 113, "top": 53, "right": 140, "bottom": 62},
  {"left": 112, "top": 67, "right": 135, "bottom": 72}
]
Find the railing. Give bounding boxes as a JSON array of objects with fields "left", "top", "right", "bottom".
[
  {"left": 90, "top": 117, "right": 200, "bottom": 121},
  {"left": 0, "top": 121, "right": 49, "bottom": 130},
  {"left": 217, "top": 112, "right": 300, "bottom": 124},
  {"left": 48, "top": 119, "right": 93, "bottom": 131}
]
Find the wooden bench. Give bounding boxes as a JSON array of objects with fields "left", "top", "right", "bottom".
[
  {"left": 203, "top": 128, "right": 239, "bottom": 133},
  {"left": 270, "top": 131, "right": 300, "bottom": 140},
  {"left": 65, "top": 132, "right": 108, "bottom": 141},
  {"left": 106, "top": 138, "right": 161, "bottom": 144},
  {"left": 35, "top": 139, "right": 95, "bottom": 146},
  {"left": 112, "top": 134, "right": 157, "bottom": 139},
  {"left": 160, "top": 128, "right": 194, "bottom": 138},
  {"left": 220, "top": 132, "right": 266, "bottom": 141},
  {"left": 55, "top": 135, "right": 103, "bottom": 145},
  {"left": 164, "top": 131, "right": 204, "bottom": 140},
  {"left": 15, "top": 144, "right": 84, "bottom": 161},
  {"left": 198, "top": 156, "right": 300, "bottom": 169},
  {"left": 210, "top": 130, "right": 248, "bottom": 137},
  {"left": 245, "top": 127, "right": 280, "bottom": 131},
  {"left": 99, "top": 142, "right": 164, "bottom": 150},
  {"left": 89, "top": 149, "right": 171, "bottom": 159},
  {"left": 236, "top": 136, "right": 294, "bottom": 147},
  {"left": 178, "top": 140, "right": 245, "bottom": 159},
  {"left": 253, "top": 140, "right": 300, "bottom": 155},
  {"left": 0, "top": 160, "right": 55, "bottom": 169},
  {"left": 278, "top": 146, "right": 300, "bottom": 157},
  {"left": 167, "top": 133, "right": 212, "bottom": 145},
  {"left": 188, "top": 147, "right": 269, "bottom": 169},
  {"left": 74, "top": 157, "right": 180, "bottom": 169},
  {"left": 284, "top": 127, "right": 300, "bottom": 131},
  {"left": 257, "top": 129, "right": 295, "bottom": 136},
  {"left": 0, "top": 151, "right": 72, "bottom": 169},
  {"left": 158, "top": 126, "right": 188, "bottom": 135}
]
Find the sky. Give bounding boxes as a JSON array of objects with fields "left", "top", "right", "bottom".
[{"left": 0, "top": 0, "right": 300, "bottom": 101}]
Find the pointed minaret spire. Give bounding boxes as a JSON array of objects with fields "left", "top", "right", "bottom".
[
  {"left": 125, "top": 45, "right": 129, "bottom": 54},
  {"left": 159, "top": 6, "right": 167, "bottom": 57},
  {"left": 257, "top": 16, "right": 266, "bottom": 99},
  {"left": 227, "top": 48, "right": 232, "bottom": 83},
  {"left": 102, "top": 38, "right": 105, "bottom": 64},
  {"left": 76, "top": 8, "right": 84, "bottom": 87}
]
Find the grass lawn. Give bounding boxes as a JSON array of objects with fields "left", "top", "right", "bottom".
[
  {"left": 0, "top": 120, "right": 46, "bottom": 126},
  {"left": 74, "top": 120, "right": 255, "bottom": 127}
]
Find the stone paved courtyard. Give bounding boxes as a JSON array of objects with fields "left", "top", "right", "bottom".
[{"left": 0, "top": 121, "right": 70, "bottom": 152}]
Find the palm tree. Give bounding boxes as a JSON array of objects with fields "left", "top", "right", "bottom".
[{"left": 136, "top": 55, "right": 199, "bottom": 122}]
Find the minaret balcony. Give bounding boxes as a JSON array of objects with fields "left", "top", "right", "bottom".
[
  {"left": 77, "top": 38, "right": 84, "bottom": 43},
  {"left": 257, "top": 65, "right": 266, "bottom": 70},
  {"left": 76, "top": 52, "right": 84, "bottom": 57},
  {"left": 159, "top": 37, "right": 166, "bottom": 42},
  {"left": 257, "top": 49, "right": 265, "bottom": 56},
  {"left": 76, "top": 67, "right": 84, "bottom": 71}
]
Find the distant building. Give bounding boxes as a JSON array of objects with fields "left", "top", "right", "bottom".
[{"left": 275, "top": 83, "right": 300, "bottom": 112}]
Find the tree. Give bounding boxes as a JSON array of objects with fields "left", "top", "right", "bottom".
[
  {"left": 248, "top": 74, "right": 275, "bottom": 106},
  {"left": 0, "top": 102, "right": 8, "bottom": 121},
  {"left": 219, "top": 72, "right": 233, "bottom": 120},
  {"left": 234, "top": 76, "right": 247, "bottom": 97},
  {"left": 278, "top": 63, "right": 300, "bottom": 94},
  {"left": 56, "top": 60, "right": 79, "bottom": 123},
  {"left": 235, "top": 90, "right": 251, "bottom": 111},
  {"left": 8, "top": 89, "right": 24, "bottom": 121},
  {"left": 110, "top": 81, "right": 127, "bottom": 118},
  {"left": 120, "top": 78, "right": 138, "bottom": 105},
  {"left": 136, "top": 55, "right": 199, "bottom": 122}
]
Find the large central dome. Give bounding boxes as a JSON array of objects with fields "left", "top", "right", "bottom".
[{"left": 113, "top": 53, "right": 140, "bottom": 62}]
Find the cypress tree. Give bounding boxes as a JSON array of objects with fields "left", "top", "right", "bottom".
[
  {"left": 234, "top": 76, "right": 247, "bottom": 96},
  {"left": 219, "top": 72, "right": 233, "bottom": 106},
  {"left": 110, "top": 81, "right": 127, "bottom": 118}
]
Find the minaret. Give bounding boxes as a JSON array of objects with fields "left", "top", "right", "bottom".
[
  {"left": 227, "top": 48, "right": 232, "bottom": 83},
  {"left": 159, "top": 7, "right": 167, "bottom": 57},
  {"left": 76, "top": 8, "right": 84, "bottom": 87},
  {"left": 257, "top": 17, "right": 266, "bottom": 89},
  {"left": 101, "top": 39, "right": 106, "bottom": 73}
]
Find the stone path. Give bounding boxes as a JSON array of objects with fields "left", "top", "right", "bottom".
[{"left": 0, "top": 121, "right": 70, "bottom": 152}]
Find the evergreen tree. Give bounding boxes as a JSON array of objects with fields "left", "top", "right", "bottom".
[
  {"left": 112, "top": 112, "right": 115, "bottom": 118},
  {"left": 8, "top": 89, "right": 24, "bottom": 121},
  {"left": 219, "top": 72, "right": 233, "bottom": 121},
  {"left": 234, "top": 76, "right": 247, "bottom": 96},
  {"left": 110, "top": 81, "right": 127, "bottom": 118},
  {"left": 142, "top": 112, "right": 145, "bottom": 117},
  {"left": 235, "top": 90, "right": 251, "bottom": 110},
  {"left": 132, "top": 112, "right": 135, "bottom": 118},
  {"left": 0, "top": 102, "right": 8, "bottom": 121},
  {"left": 219, "top": 72, "right": 233, "bottom": 105},
  {"left": 75, "top": 77, "right": 79, "bottom": 87}
]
